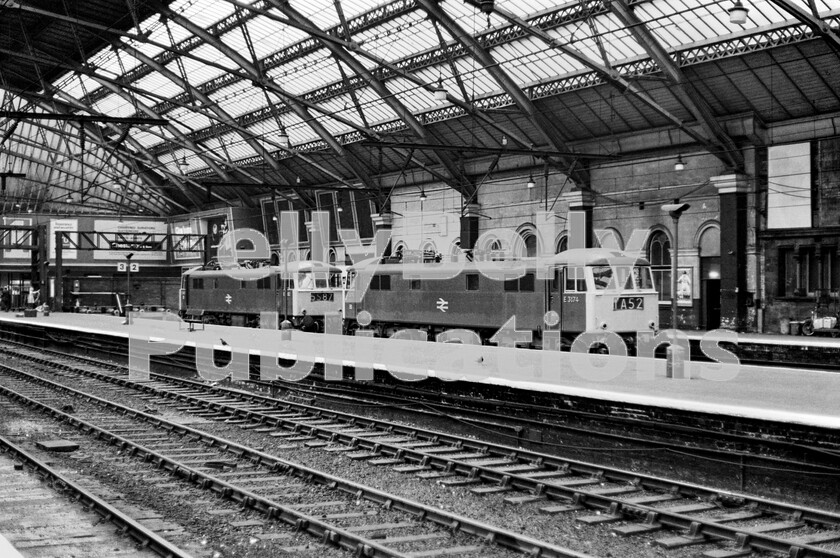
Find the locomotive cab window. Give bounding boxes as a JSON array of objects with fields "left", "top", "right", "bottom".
[
  {"left": 191, "top": 278, "right": 204, "bottom": 289},
  {"left": 409, "top": 279, "right": 422, "bottom": 290},
  {"left": 565, "top": 267, "right": 586, "bottom": 292},
  {"left": 257, "top": 276, "right": 271, "bottom": 290},
  {"left": 635, "top": 266, "right": 655, "bottom": 291},
  {"left": 297, "top": 273, "right": 314, "bottom": 289},
  {"left": 315, "top": 276, "right": 328, "bottom": 289},
  {"left": 592, "top": 266, "right": 613, "bottom": 290}
]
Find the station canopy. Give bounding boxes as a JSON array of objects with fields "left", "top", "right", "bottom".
[{"left": 0, "top": 0, "right": 838, "bottom": 216}]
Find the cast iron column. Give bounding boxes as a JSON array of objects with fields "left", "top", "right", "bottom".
[{"left": 711, "top": 174, "right": 749, "bottom": 331}]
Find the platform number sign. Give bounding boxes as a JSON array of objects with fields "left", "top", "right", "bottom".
[{"left": 117, "top": 262, "right": 140, "bottom": 272}]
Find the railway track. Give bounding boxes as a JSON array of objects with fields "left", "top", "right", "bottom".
[
  {"left": 2, "top": 343, "right": 840, "bottom": 557},
  {"left": 0, "top": 364, "right": 594, "bottom": 558},
  {"left": 0, "top": 423, "right": 194, "bottom": 558},
  {"left": 5, "top": 333, "right": 838, "bottom": 470}
]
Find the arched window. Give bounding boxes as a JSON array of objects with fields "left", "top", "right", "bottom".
[
  {"left": 556, "top": 235, "right": 568, "bottom": 254},
  {"left": 517, "top": 225, "right": 537, "bottom": 258},
  {"left": 422, "top": 241, "right": 438, "bottom": 263},
  {"left": 328, "top": 248, "right": 336, "bottom": 264},
  {"left": 648, "top": 230, "right": 671, "bottom": 301},
  {"left": 524, "top": 234, "right": 537, "bottom": 257}
]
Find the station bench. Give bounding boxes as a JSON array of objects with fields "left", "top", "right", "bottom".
[{"left": 183, "top": 309, "right": 206, "bottom": 332}]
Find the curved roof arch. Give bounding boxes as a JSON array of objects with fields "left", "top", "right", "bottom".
[{"left": 0, "top": 0, "right": 837, "bottom": 216}]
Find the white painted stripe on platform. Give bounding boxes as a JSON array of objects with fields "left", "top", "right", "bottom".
[
  {"left": 0, "top": 534, "right": 24, "bottom": 558},
  {"left": 482, "top": 377, "right": 840, "bottom": 429},
  {"left": 4, "top": 313, "right": 840, "bottom": 430}
]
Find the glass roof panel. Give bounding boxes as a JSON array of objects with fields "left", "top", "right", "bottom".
[
  {"left": 214, "top": 83, "right": 267, "bottom": 119},
  {"left": 190, "top": 43, "right": 242, "bottom": 72},
  {"left": 179, "top": 55, "right": 227, "bottom": 85},
  {"left": 4, "top": 0, "right": 834, "bottom": 215},
  {"left": 169, "top": 108, "right": 213, "bottom": 134},
  {"left": 134, "top": 71, "right": 185, "bottom": 100},
  {"left": 91, "top": 95, "right": 136, "bottom": 120},
  {"left": 294, "top": 0, "right": 343, "bottom": 30},
  {"left": 178, "top": 0, "right": 236, "bottom": 30}
]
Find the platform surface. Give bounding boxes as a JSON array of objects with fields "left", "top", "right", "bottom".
[{"left": 1, "top": 312, "right": 838, "bottom": 429}]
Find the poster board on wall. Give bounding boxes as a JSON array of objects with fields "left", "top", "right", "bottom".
[
  {"left": 92, "top": 220, "right": 167, "bottom": 260},
  {"left": 205, "top": 214, "right": 229, "bottom": 258},
  {"left": 171, "top": 219, "right": 204, "bottom": 260},
  {"left": 2, "top": 217, "right": 33, "bottom": 259},
  {"left": 50, "top": 219, "right": 78, "bottom": 260}
]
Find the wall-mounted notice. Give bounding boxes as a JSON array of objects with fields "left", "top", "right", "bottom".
[
  {"left": 172, "top": 219, "right": 203, "bottom": 260},
  {"left": 3, "top": 217, "right": 33, "bottom": 259},
  {"left": 92, "top": 220, "right": 167, "bottom": 260},
  {"left": 50, "top": 219, "right": 78, "bottom": 260}
]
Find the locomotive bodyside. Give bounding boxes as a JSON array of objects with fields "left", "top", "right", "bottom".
[
  {"left": 346, "top": 249, "right": 658, "bottom": 346},
  {"left": 181, "top": 262, "right": 344, "bottom": 328}
]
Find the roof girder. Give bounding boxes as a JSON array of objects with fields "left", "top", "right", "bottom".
[
  {"left": 0, "top": 44, "right": 208, "bottom": 209},
  {"left": 479, "top": 2, "right": 731, "bottom": 160},
  {"left": 115, "top": 40, "right": 264, "bottom": 207},
  {"left": 264, "top": 0, "right": 472, "bottom": 197},
  {"left": 416, "top": 0, "right": 590, "bottom": 189},
  {"left": 609, "top": 0, "right": 744, "bottom": 171},
  {"left": 766, "top": 0, "right": 840, "bottom": 55},
  {"left": 158, "top": 4, "right": 380, "bottom": 200},
  {"left": 228, "top": 0, "right": 535, "bottom": 152},
  {"left": 0, "top": 137, "right": 167, "bottom": 214}
]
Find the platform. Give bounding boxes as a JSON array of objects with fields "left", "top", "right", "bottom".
[{"left": 0, "top": 311, "right": 837, "bottom": 430}]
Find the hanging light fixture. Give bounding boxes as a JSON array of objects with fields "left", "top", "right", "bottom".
[
  {"left": 419, "top": 188, "right": 427, "bottom": 201},
  {"left": 527, "top": 174, "right": 536, "bottom": 189},
  {"left": 336, "top": 205, "right": 344, "bottom": 213},
  {"left": 501, "top": 136, "right": 508, "bottom": 147},
  {"left": 479, "top": 0, "right": 494, "bottom": 27},
  {"left": 278, "top": 127, "right": 290, "bottom": 149},
  {"left": 433, "top": 76, "right": 447, "bottom": 101},
  {"left": 729, "top": 0, "right": 749, "bottom": 25},
  {"left": 674, "top": 154, "right": 685, "bottom": 172}
]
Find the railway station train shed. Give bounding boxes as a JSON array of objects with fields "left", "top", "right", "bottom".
[
  {"left": 0, "top": 0, "right": 838, "bottom": 334},
  {"left": 4, "top": 3, "right": 840, "bottom": 558}
]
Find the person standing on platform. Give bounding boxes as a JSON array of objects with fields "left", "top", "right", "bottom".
[
  {"left": 0, "top": 288, "right": 10, "bottom": 312},
  {"left": 27, "top": 283, "right": 40, "bottom": 309}
]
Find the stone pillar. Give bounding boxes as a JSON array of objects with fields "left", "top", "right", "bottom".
[
  {"left": 561, "top": 189, "right": 596, "bottom": 249},
  {"left": 459, "top": 203, "right": 481, "bottom": 251},
  {"left": 711, "top": 174, "right": 749, "bottom": 331}
]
